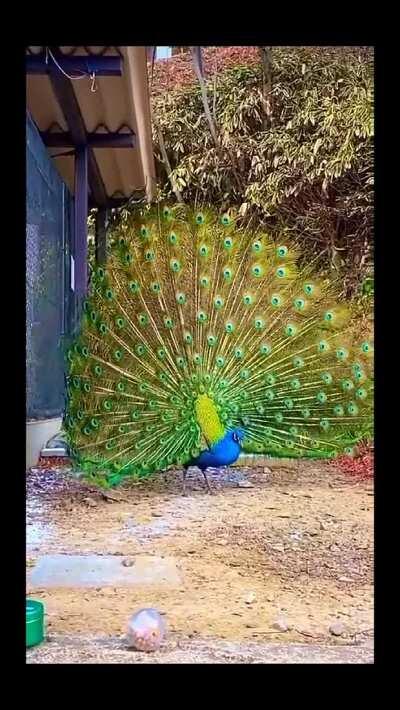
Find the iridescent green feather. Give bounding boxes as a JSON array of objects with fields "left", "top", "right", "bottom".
[{"left": 65, "top": 204, "right": 374, "bottom": 485}]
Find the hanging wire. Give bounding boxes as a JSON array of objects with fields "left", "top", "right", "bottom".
[{"left": 45, "top": 47, "right": 98, "bottom": 92}]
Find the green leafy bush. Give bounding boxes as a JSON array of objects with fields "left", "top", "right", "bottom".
[{"left": 151, "top": 46, "right": 373, "bottom": 295}]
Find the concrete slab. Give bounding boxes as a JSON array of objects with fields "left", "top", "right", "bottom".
[
  {"left": 28, "top": 554, "right": 181, "bottom": 588},
  {"left": 26, "top": 634, "right": 374, "bottom": 664}
]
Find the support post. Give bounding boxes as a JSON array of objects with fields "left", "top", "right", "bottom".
[
  {"left": 74, "top": 146, "right": 88, "bottom": 296},
  {"left": 95, "top": 208, "right": 108, "bottom": 265}
]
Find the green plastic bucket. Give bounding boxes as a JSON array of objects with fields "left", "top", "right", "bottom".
[{"left": 26, "top": 599, "right": 45, "bottom": 647}]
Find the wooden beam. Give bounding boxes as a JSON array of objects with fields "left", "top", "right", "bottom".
[
  {"left": 74, "top": 146, "right": 88, "bottom": 296},
  {"left": 41, "top": 131, "right": 135, "bottom": 149},
  {"left": 95, "top": 209, "right": 108, "bottom": 265},
  {"left": 26, "top": 54, "right": 122, "bottom": 77},
  {"left": 47, "top": 53, "right": 108, "bottom": 206}
]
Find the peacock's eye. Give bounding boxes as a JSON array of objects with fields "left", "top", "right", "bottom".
[
  {"left": 294, "top": 298, "right": 306, "bottom": 310},
  {"left": 252, "top": 264, "right": 263, "bottom": 277},
  {"left": 176, "top": 292, "right": 186, "bottom": 304}
]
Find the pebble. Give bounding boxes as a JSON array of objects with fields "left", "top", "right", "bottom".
[
  {"left": 338, "top": 576, "right": 353, "bottom": 582},
  {"left": 269, "top": 543, "right": 285, "bottom": 553},
  {"left": 122, "top": 558, "right": 135, "bottom": 567},
  {"left": 272, "top": 617, "right": 291, "bottom": 632},
  {"left": 237, "top": 480, "right": 254, "bottom": 488},
  {"left": 263, "top": 467, "right": 272, "bottom": 474},
  {"left": 244, "top": 591, "right": 257, "bottom": 604},
  {"left": 83, "top": 497, "right": 97, "bottom": 507},
  {"left": 329, "top": 621, "right": 347, "bottom": 636}
]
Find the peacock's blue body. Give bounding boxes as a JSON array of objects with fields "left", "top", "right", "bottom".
[{"left": 187, "top": 429, "right": 245, "bottom": 471}]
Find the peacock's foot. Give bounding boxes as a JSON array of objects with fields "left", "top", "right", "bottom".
[{"left": 202, "top": 469, "right": 213, "bottom": 495}]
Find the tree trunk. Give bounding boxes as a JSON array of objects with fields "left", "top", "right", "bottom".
[
  {"left": 153, "top": 117, "right": 184, "bottom": 203},
  {"left": 258, "top": 47, "right": 274, "bottom": 129},
  {"left": 190, "top": 47, "right": 219, "bottom": 146},
  {"left": 190, "top": 46, "right": 244, "bottom": 195}
]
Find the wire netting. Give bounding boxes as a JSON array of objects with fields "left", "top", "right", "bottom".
[{"left": 26, "top": 113, "right": 78, "bottom": 419}]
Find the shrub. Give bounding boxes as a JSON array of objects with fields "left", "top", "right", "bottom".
[{"left": 150, "top": 46, "right": 373, "bottom": 295}]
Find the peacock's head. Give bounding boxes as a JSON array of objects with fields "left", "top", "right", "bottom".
[{"left": 232, "top": 428, "right": 245, "bottom": 446}]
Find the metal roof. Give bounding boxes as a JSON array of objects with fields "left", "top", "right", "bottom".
[{"left": 26, "top": 46, "right": 156, "bottom": 206}]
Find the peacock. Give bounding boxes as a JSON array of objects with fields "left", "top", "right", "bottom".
[{"left": 65, "top": 204, "right": 373, "bottom": 492}]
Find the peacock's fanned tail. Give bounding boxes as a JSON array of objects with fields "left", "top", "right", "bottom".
[{"left": 65, "top": 205, "right": 373, "bottom": 486}]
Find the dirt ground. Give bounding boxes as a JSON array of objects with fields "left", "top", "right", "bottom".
[{"left": 26, "top": 460, "right": 374, "bottom": 662}]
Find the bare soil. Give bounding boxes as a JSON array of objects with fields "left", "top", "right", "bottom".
[{"left": 26, "top": 460, "right": 373, "bottom": 661}]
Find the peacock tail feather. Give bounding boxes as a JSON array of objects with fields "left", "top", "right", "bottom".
[{"left": 65, "top": 204, "right": 374, "bottom": 486}]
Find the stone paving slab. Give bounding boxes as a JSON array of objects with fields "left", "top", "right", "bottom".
[
  {"left": 28, "top": 554, "right": 181, "bottom": 588},
  {"left": 26, "top": 634, "right": 374, "bottom": 664}
]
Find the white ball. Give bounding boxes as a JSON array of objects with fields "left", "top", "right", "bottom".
[{"left": 126, "top": 608, "right": 166, "bottom": 652}]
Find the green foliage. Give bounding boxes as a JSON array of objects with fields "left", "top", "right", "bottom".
[{"left": 151, "top": 46, "right": 373, "bottom": 295}]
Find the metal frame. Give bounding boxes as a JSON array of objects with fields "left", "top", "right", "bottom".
[
  {"left": 33, "top": 47, "right": 125, "bottom": 293},
  {"left": 41, "top": 131, "right": 135, "bottom": 149},
  {"left": 74, "top": 146, "right": 88, "bottom": 296},
  {"left": 26, "top": 54, "right": 122, "bottom": 77}
]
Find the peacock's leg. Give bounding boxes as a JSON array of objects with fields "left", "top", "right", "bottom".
[
  {"left": 202, "top": 468, "right": 213, "bottom": 494},
  {"left": 182, "top": 468, "right": 188, "bottom": 496}
]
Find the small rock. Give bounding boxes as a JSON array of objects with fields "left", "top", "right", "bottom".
[
  {"left": 83, "top": 497, "right": 97, "bottom": 507},
  {"left": 266, "top": 594, "right": 275, "bottom": 602},
  {"left": 269, "top": 543, "right": 285, "bottom": 553},
  {"left": 152, "top": 512, "right": 163, "bottom": 517},
  {"left": 263, "top": 466, "right": 272, "bottom": 474},
  {"left": 237, "top": 480, "right": 254, "bottom": 488},
  {"left": 320, "top": 521, "right": 329, "bottom": 531},
  {"left": 217, "top": 539, "right": 228, "bottom": 546},
  {"left": 122, "top": 558, "right": 135, "bottom": 567},
  {"left": 338, "top": 576, "right": 353, "bottom": 582},
  {"left": 329, "top": 621, "right": 347, "bottom": 636},
  {"left": 244, "top": 591, "right": 257, "bottom": 604},
  {"left": 272, "top": 617, "right": 291, "bottom": 632},
  {"left": 290, "top": 531, "right": 302, "bottom": 541}
]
